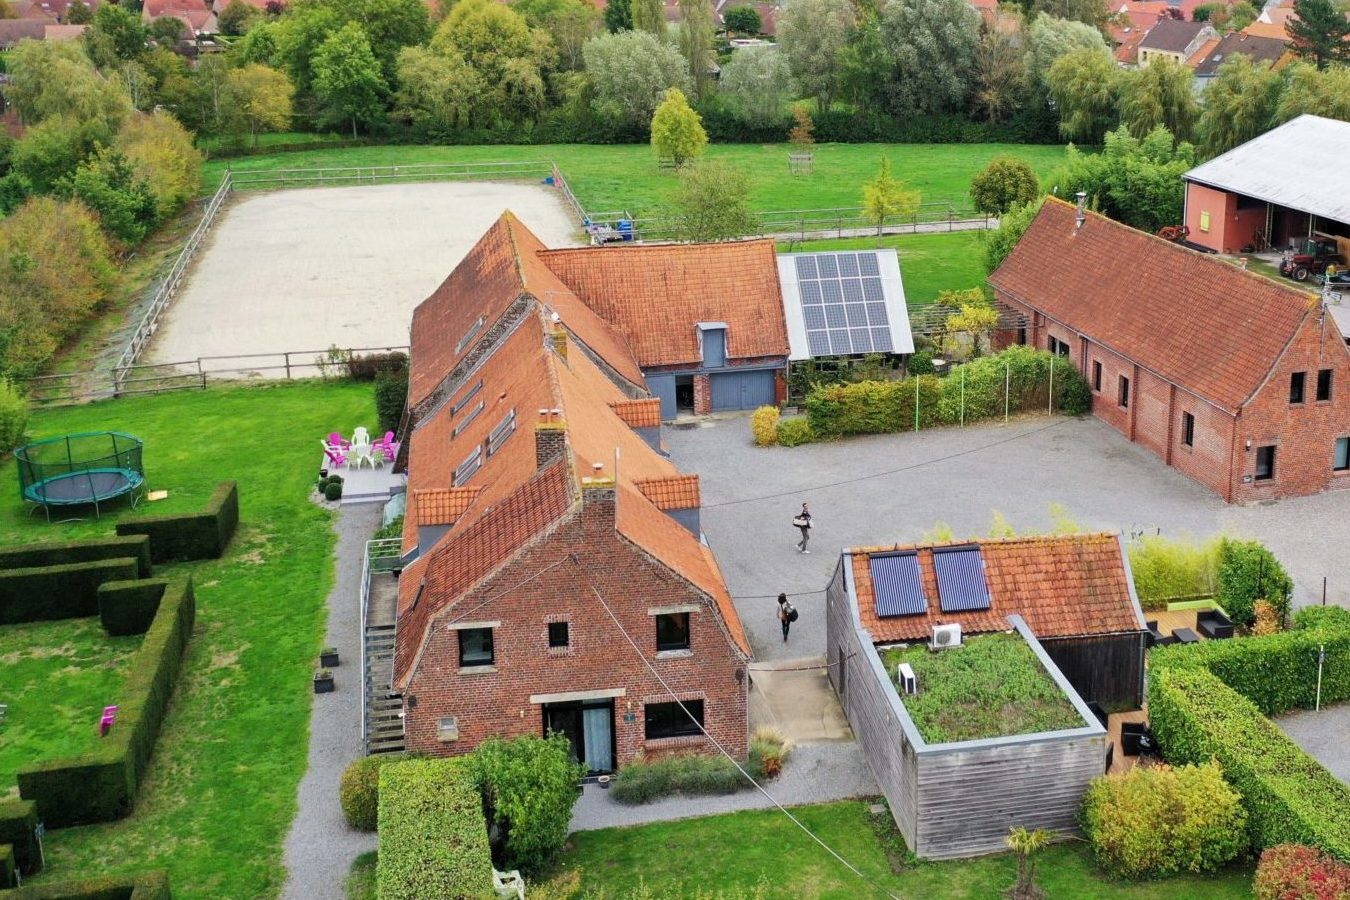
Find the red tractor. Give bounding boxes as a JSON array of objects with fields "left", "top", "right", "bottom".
[{"left": 1280, "top": 238, "right": 1344, "bottom": 282}]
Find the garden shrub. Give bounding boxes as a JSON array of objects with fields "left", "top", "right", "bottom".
[
  {"left": 1253, "top": 844, "right": 1350, "bottom": 900},
  {"left": 18, "top": 579, "right": 196, "bottom": 828},
  {"left": 0, "top": 557, "right": 140, "bottom": 625},
  {"left": 1253, "top": 600, "right": 1282, "bottom": 636},
  {"left": 776, "top": 416, "right": 814, "bottom": 447},
  {"left": 610, "top": 753, "right": 746, "bottom": 805},
  {"left": 747, "top": 726, "right": 793, "bottom": 780},
  {"left": 804, "top": 376, "right": 942, "bottom": 438},
  {"left": 1081, "top": 761, "right": 1247, "bottom": 878},
  {"left": 0, "top": 534, "right": 152, "bottom": 579},
  {"left": 1127, "top": 534, "right": 1219, "bottom": 609},
  {"left": 1216, "top": 537, "right": 1293, "bottom": 627},
  {"left": 346, "top": 350, "right": 407, "bottom": 382},
  {"left": 906, "top": 350, "right": 935, "bottom": 375},
  {"left": 469, "top": 734, "right": 586, "bottom": 876},
  {"left": 98, "top": 578, "right": 167, "bottom": 637},
  {"left": 750, "top": 405, "right": 779, "bottom": 446},
  {"left": 0, "top": 378, "right": 28, "bottom": 454},
  {"left": 324, "top": 481, "right": 343, "bottom": 501},
  {"left": 374, "top": 369, "right": 409, "bottom": 436},
  {"left": 1151, "top": 618, "right": 1350, "bottom": 716},
  {"left": 117, "top": 480, "right": 239, "bottom": 563},
  {"left": 376, "top": 758, "right": 494, "bottom": 900},
  {"left": 1294, "top": 606, "right": 1350, "bottom": 631},
  {"left": 0, "top": 868, "right": 170, "bottom": 898},
  {"left": 0, "top": 800, "right": 41, "bottom": 877},
  {"left": 373, "top": 515, "right": 403, "bottom": 541},
  {"left": 0, "top": 843, "right": 13, "bottom": 889},
  {"left": 339, "top": 754, "right": 403, "bottom": 832},
  {"left": 1148, "top": 667, "right": 1350, "bottom": 859}
]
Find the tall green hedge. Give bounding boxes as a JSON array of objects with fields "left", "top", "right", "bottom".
[
  {"left": 0, "top": 802, "right": 39, "bottom": 877},
  {"left": 1148, "top": 667, "right": 1350, "bottom": 860},
  {"left": 17, "top": 579, "right": 196, "bottom": 828},
  {"left": 116, "top": 481, "right": 238, "bottom": 563},
  {"left": 0, "top": 868, "right": 171, "bottom": 898},
  {"left": 376, "top": 759, "right": 494, "bottom": 900},
  {"left": 803, "top": 348, "right": 1090, "bottom": 440},
  {"left": 98, "top": 579, "right": 167, "bottom": 637},
  {"left": 469, "top": 734, "right": 586, "bottom": 876},
  {"left": 0, "top": 558, "right": 140, "bottom": 625},
  {"left": 1151, "top": 618, "right": 1350, "bottom": 716},
  {"left": 0, "top": 844, "right": 14, "bottom": 890},
  {"left": 0, "top": 535, "right": 151, "bottom": 579},
  {"left": 1215, "top": 538, "right": 1293, "bottom": 627}
]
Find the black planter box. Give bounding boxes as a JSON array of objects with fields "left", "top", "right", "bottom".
[
  {"left": 313, "top": 674, "right": 334, "bottom": 694},
  {"left": 320, "top": 650, "right": 340, "bottom": 668}
]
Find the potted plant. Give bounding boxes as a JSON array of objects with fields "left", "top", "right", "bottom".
[
  {"left": 320, "top": 646, "right": 340, "bottom": 667},
  {"left": 313, "top": 669, "right": 334, "bottom": 694},
  {"left": 597, "top": 775, "right": 612, "bottom": 789}
]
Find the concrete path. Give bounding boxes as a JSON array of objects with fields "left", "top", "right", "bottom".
[
  {"left": 749, "top": 657, "right": 852, "bottom": 744},
  {"left": 280, "top": 504, "right": 381, "bottom": 900},
  {"left": 568, "top": 741, "right": 878, "bottom": 832},
  {"left": 1276, "top": 702, "right": 1350, "bottom": 785}
]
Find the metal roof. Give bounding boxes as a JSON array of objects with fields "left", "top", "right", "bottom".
[
  {"left": 777, "top": 249, "right": 916, "bottom": 361},
  {"left": 1184, "top": 115, "right": 1350, "bottom": 226}
]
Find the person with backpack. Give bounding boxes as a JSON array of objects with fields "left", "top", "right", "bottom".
[
  {"left": 777, "top": 592, "right": 797, "bottom": 642},
  {"left": 793, "top": 502, "right": 813, "bottom": 554}
]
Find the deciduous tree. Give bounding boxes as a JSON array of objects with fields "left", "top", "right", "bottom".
[
  {"left": 972, "top": 27, "right": 1028, "bottom": 124},
  {"left": 631, "top": 0, "right": 665, "bottom": 34},
  {"left": 225, "top": 63, "right": 296, "bottom": 144},
  {"left": 723, "top": 4, "right": 761, "bottom": 34},
  {"left": 602, "top": 0, "right": 632, "bottom": 32},
  {"left": 218, "top": 0, "right": 261, "bottom": 35},
  {"left": 1045, "top": 46, "right": 1119, "bottom": 142},
  {"left": 4, "top": 40, "right": 132, "bottom": 131},
  {"left": 62, "top": 145, "right": 158, "bottom": 245},
  {"left": 861, "top": 157, "right": 921, "bottom": 234},
  {"left": 1024, "top": 14, "right": 1107, "bottom": 92},
  {"left": 9, "top": 116, "right": 102, "bottom": 193},
  {"left": 665, "top": 159, "right": 758, "bottom": 241},
  {"left": 718, "top": 44, "right": 794, "bottom": 126},
  {"left": 583, "top": 29, "right": 690, "bottom": 123},
  {"left": 114, "top": 110, "right": 203, "bottom": 218},
  {"left": 392, "top": 45, "right": 479, "bottom": 134},
  {"left": 432, "top": 0, "right": 553, "bottom": 125},
  {"left": 511, "top": 0, "right": 598, "bottom": 70},
  {"left": 877, "top": 0, "right": 981, "bottom": 116},
  {"left": 775, "top": 0, "right": 854, "bottom": 111},
  {"left": 1287, "top": 0, "right": 1350, "bottom": 69},
  {"left": 970, "top": 156, "right": 1040, "bottom": 215},
  {"left": 982, "top": 196, "right": 1043, "bottom": 274},
  {"left": 678, "top": 0, "right": 715, "bottom": 99},
  {"left": 1047, "top": 126, "right": 1193, "bottom": 232},
  {"left": 311, "top": 21, "right": 388, "bottom": 136},
  {"left": 1118, "top": 57, "right": 1197, "bottom": 142},
  {"left": 83, "top": 3, "right": 149, "bottom": 67},
  {"left": 1274, "top": 60, "right": 1350, "bottom": 123},
  {"left": 1032, "top": 0, "right": 1104, "bottom": 25},
  {"left": 149, "top": 16, "right": 185, "bottom": 46},
  {"left": 66, "top": 0, "right": 92, "bottom": 22},
  {"left": 650, "top": 86, "right": 706, "bottom": 164},
  {"left": 1197, "top": 54, "right": 1279, "bottom": 156}
]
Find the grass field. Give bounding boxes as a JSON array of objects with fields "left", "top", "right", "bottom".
[
  {"left": 552, "top": 800, "right": 1254, "bottom": 899},
  {"left": 0, "top": 380, "right": 374, "bottom": 898},
  {"left": 0, "top": 618, "right": 143, "bottom": 799},
  {"left": 203, "top": 142, "right": 1069, "bottom": 219},
  {"left": 785, "top": 231, "right": 988, "bottom": 307}
]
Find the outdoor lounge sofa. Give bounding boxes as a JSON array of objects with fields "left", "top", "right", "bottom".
[
  {"left": 1197, "top": 609, "right": 1234, "bottom": 639},
  {"left": 1145, "top": 620, "right": 1174, "bottom": 647}
]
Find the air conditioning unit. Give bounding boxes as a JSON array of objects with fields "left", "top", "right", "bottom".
[
  {"left": 896, "top": 662, "right": 918, "bottom": 695},
  {"left": 930, "top": 623, "right": 962, "bottom": 650}
]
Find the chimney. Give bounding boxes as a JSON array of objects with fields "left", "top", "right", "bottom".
[
  {"left": 1074, "top": 192, "right": 1087, "bottom": 233},
  {"left": 535, "top": 408, "right": 567, "bottom": 468},
  {"left": 549, "top": 328, "right": 568, "bottom": 361},
  {"left": 581, "top": 461, "right": 617, "bottom": 512}
]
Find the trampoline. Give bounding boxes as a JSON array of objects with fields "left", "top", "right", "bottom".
[{"left": 16, "top": 431, "right": 146, "bottom": 519}]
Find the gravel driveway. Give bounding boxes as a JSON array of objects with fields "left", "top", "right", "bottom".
[
  {"left": 1276, "top": 704, "right": 1350, "bottom": 785},
  {"left": 666, "top": 412, "right": 1350, "bottom": 660}
]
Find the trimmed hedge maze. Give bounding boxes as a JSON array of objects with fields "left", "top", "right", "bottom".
[
  {"left": 0, "top": 536, "right": 152, "bottom": 579},
  {"left": 0, "top": 868, "right": 171, "bottom": 898},
  {"left": 116, "top": 482, "right": 238, "bottom": 564}
]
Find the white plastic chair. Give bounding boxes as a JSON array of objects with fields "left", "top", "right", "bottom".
[
  {"left": 493, "top": 869, "right": 525, "bottom": 900},
  {"left": 351, "top": 435, "right": 375, "bottom": 469}
]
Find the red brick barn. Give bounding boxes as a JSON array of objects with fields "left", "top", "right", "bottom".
[
  {"left": 990, "top": 198, "right": 1350, "bottom": 503},
  {"left": 389, "top": 213, "right": 751, "bottom": 772}
]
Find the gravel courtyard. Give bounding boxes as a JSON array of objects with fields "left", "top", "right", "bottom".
[
  {"left": 666, "top": 413, "right": 1350, "bottom": 661},
  {"left": 145, "top": 181, "right": 581, "bottom": 367}
]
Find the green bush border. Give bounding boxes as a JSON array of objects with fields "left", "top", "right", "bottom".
[
  {"left": 116, "top": 481, "right": 238, "bottom": 563},
  {"left": 376, "top": 758, "right": 493, "bottom": 900},
  {"left": 0, "top": 535, "right": 151, "bottom": 579},
  {"left": 98, "top": 579, "right": 168, "bottom": 638},
  {"left": 0, "top": 558, "right": 140, "bottom": 625},
  {"left": 0, "top": 868, "right": 171, "bottom": 898},
  {"left": 0, "top": 844, "right": 13, "bottom": 890},
  {"left": 0, "top": 802, "right": 39, "bottom": 878},
  {"left": 17, "top": 579, "right": 196, "bottom": 828},
  {"left": 1148, "top": 666, "right": 1350, "bottom": 860}
]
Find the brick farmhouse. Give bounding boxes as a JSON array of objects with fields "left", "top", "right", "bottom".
[
  {"left": 390, "top": 213, "right": 756, "bottom": 772},
  {"left": 991, "top": 197, "right": 1350, "bottom": 503}
]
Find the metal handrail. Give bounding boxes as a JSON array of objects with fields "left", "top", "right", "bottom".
[{"left": 361, "top": 537, "right": 403, "bottom": 750}]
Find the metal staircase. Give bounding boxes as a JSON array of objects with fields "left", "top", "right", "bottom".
[{"left": 361, "top": 538, "right": 405, "bottom": 755}]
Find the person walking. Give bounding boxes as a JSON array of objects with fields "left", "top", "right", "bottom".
[
  {"left": 793, "top": 502, "right": 813, "bottom": 553},
  {"left": 777, "top": 593, "right": 796, "bottom": 642}
]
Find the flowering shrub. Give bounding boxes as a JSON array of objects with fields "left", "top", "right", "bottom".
[{"left": 1253, "top": 844, "right": 1350, "bottom": 900}]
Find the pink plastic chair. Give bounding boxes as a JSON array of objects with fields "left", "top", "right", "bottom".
[
  {"left": 99, "top": 705, "right": 118, "bottom": 737},
  {"left": 321, "top": 440, "right": 347, "bottom": 469},
  {"left": 327, "top": 432, "right": 351, "bottom": 450},
  {"left": 373, "top": 431, "right": 398, "bottom": 461}
]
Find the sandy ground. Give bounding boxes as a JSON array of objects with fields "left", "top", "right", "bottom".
[{"left": 145, "top": 181, "right": 581, "bottom": 368}]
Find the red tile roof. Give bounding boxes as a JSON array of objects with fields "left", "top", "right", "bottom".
[
  {"left": 538, "top": 241, "right": 790, "bottom": 368},
  {"left": 635, "top": 474, "right": 700, "bottom": 510},
  {"left": 411, "top": 487, "right": 481, "bottom": 525},
  {"left": 850, "top": 533, "right": 1145, "bottom": 644},
  {"left": 609, "top": 397, "right": 661, "bottom": 429},
  {"left": 989, "top": 198, "right": 1316, "bottom": 413}
]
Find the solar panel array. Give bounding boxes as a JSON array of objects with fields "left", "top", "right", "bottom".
[
  {"left": 794, "top": 253, "right": 894, "bottom": 357},
  {"left": 870, "top": 552, "right": 927, "bottom": 617},
  {"left": 934, "top": 547, "right": 991, "bottom": 612}
]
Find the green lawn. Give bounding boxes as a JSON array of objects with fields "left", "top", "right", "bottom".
[
  {"left": 0, "top": 618, "right": 143, "bottom": 799},
  {"left": 553, "top": 800, "right": 1254, "bottom": 899},
  {"left": 783, "top": 231, "right": 988, "bottom": 308},
  {"left": 202, "top": 143, "right": 1069, "bottom": 218},
  {"left": 0, "top": 380, "right": 374, "bottom": 898}
]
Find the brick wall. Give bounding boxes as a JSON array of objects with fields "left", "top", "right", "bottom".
[
  {"left": 693, "top": 374, "right": 711, "bottom": 416},
  {"left": 403, "top": 492, "right": 749, "bottom": 766}
]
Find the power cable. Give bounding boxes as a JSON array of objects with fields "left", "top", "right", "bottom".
[
  {"left": 443, "top": 555, "right": 575, "bottom": 628},
  {"left": 704, "top": 418, "right": 1068, "bottom": 510},
  {"left": 589, "top": 584, "right": 903, "bottom": 900}
]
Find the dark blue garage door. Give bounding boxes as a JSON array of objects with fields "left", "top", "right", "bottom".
[
  {"left": 647, "top": 374, "right": 677, "bottom": 421},
  {"left": 710, "top": 370, "right": 776, "bottom": 411}
]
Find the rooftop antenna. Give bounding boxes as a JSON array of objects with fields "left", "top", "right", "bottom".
[{"left": 1074, "top": 192, "right": 1087, "bottom": 234}]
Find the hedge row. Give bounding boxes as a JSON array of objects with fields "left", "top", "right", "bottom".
[
  {"left": 1151, "top": 617, "right": 1350, "bottom": 716},
  {"left": 17, "top": 579, "right": 196, "bottom": 828},
  {"left": 804, "top": 348, "right": 1090, "bottom": 439},
  {"left": 0, "top": 845, "right": 13, "bottom": 890},
  {"left": 0, "top": 558, "right": 140, "bottom": 625},
  {"left": 98, "top": 579, "right": 168, "bottom": 638},
  {"left": 0, "top": 868, "right": 170, "bottom": 898},
  {"left": 1148, "top": 667, "right": 1350, "bottom": 860},
  {"left": 0, "top": 801, "right": 38, "bottom": 877},
  {"left": 376, "top": 759, "right": 494, "bottom": 900},
  {"left": 0, "top": 535, "right": 151, "bottom": 579},
  {"left": 116, "top": 481, "right": 238, "bottom": 563}
]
